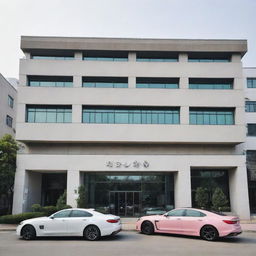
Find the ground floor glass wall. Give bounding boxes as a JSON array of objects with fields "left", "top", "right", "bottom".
[
  {"left": 83, "top": 172, "right": 174, "bottom": 217},
  {"left": 247, "top": 151, "right": 256, "bottom": 213},
  {"left": 191, "top": 169, "right": 230, "bottom": 210}
]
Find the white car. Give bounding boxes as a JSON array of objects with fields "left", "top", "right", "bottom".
[{"left": 16, "top": 208, "right": 121, "bottom": 241}]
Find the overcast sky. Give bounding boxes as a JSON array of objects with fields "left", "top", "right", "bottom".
[{"left": 0, "top": 0, "right": 255, "bottom": 79}]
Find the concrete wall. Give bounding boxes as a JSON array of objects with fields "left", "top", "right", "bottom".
[{"left": 0, "top": 74, "right": 17, "bottom": 137}]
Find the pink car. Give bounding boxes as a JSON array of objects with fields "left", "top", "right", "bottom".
[{"left": 136, "top": 208, "right": 242, "bottom": 241}]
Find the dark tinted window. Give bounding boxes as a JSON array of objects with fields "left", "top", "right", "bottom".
[
  {"left": 167, "top": 209, "right": 185, "bottom": 216},
  {"left": 248, "top": 124, "right": 256, "bottom": 136},
  {"left": 53, "top": 210, "right": 71, "bottom": 218},
  {"left": 185, "top": 209, "right": 206, "bottom": 217},
  {"left": 70, "top": 210, "right": 93, "bottom": 217}
]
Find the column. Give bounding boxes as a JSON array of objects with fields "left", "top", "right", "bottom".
[
  {"left": 179, "top": 77, "right": 188, "bottom": 89},
  {"left": 67, "top": 170, "right": 80, "bottom": 207},
  {"left": 231, "top": 53, "right": 241, "bottom": 63},
  {"left": 129, "top": 76, "right": 136, "bottom": 88},
  {"left": 174, "top": 166, "right": 192, "bottom": 208},
  {"left": 73, "top": 75, "right": 82, "bottom": 87},
  {"left": 180, "top": 106, "right": 189, "bottom": 125},
  {"left": 179, "top": 53, "right": 188, "bottom": 62},
  {"left": 72, "top": 104, "right": 82, "bottom": 123},
  {"left": 128, "top": 52, "right": 136, "bottom": 62},
  {"left": 12, "top": 167, "right": 27, "bottom": 214},
  {"left": 229, "top": 166, "right": 250, "bottom": 219},
  {"left": 74, "top": 52, "right": 83, "bottom": 60},
  {"left": 19, "top": 75, "right": 27, "bottom": 87}
]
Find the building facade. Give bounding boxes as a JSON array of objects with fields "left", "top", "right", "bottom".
[
  {"left": 0, "top": 73, "right": 17, "bottom": 138},
  {"left": 13, "top": 36, "right": 251, "bottom": 219}
]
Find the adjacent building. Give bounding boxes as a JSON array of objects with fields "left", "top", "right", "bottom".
[
  {"left": 13, "top": 36, "right": 251, "bottom": 219},
  {"left": 0, "top": 73, "right": 17, "bottom": 138}
]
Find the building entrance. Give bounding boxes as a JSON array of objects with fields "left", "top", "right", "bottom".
[{"left": 109, "top": 191, "right": 141, "bottom": 217}]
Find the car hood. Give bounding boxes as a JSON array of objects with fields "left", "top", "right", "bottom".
[{"left": 21, "top": 216, "right": 48, "bottom": 224}]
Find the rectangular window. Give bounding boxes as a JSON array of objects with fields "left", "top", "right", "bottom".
[
  {"left": 28, "top": 76, "right": 73, "bottom": 87},
  {"left": 189, "top": 78, "right": 233, "bottom": 89},
  {"left": 188, "top": 53, "right": 231, "bottom": 62},
  {"left": 6, "top": 115, "right": 13, "bottom": 127},
  {"left": 83, "top": 51, "right": 128, "bottom": 61},
  {"left": 189, "top": 108, "right": 234, "bottom": 125},
  {"left": 248, "top": 124, "right": 256, "bottom": 136},
  {"left": 26, "top": 105, "right": 72, "bottom": 123},
  {"left": 136, "top": 78, "right": 179, "bottom": 89},
  {"left": 246, "top": 101, "right": 256, "bottom": 112},
  {"left": 32, "top": 56, "right": 74, "bottom": 60},
  {"left": 136, "top": 51, "right": 178, "bottom": 62},
  {"left": 247, "top": 78, "right": 256, "bottom": 88},
  {"left": 82, "top": 77, "right": 128, "bottom": 88},
  {"left": 82, "top": 106, "right": 180, "bottom": 124},
  {"left": 8, "top": 95, "right": 14, "bottom": 108}
]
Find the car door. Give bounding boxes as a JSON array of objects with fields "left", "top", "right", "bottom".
[
  {"left": 43, "top": 209, "right": 71, "bottom": 236},
  {"left": 181, "top": 209, "right": 206, "bottom": 235},
  {"left": 155, "top": 209, "right": 185, "bottom": 234},
  {"left": 67, "top": 210, "right": 93, "bottom": 235}
]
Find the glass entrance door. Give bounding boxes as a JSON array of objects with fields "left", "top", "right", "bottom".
[{"left": 109, "top": 191, "right": 141, "bottom": 217}]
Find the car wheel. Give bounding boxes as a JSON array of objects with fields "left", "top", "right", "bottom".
[
  {"left": 200, "top": 225, "right": 219, "bottom": 241},
  {"left": 141, "top": 221, "right": 154, "bottom": 235},
  {"left": 21, "top": 225, "right": 36, "bottom": 240},
  {"left": 84, "top": 225, "right": 101, "bottom": 241}
]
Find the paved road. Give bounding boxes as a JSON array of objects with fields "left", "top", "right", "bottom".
[{"left": 0, "top": 231, "right": 256, "bottom": 256}]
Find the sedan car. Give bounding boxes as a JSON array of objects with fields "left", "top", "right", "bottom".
[
  {"left": 136, "top": 208, "right": 242, "bottom": 241},
  {"left": 17, "top": 208, "right": 121, "bottom": 241}
]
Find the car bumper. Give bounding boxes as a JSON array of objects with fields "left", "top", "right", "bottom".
[
  {"left": 16, "top": 224, "right": 22, "bottom": 236},
  {"left": 101, "top": 223, "right": 122, "bottom": 236},
  {"left": 219, "top": 225, "right": 242, "bottom": 237}
]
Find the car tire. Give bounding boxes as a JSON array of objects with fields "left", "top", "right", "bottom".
[
  {"left": 141, "top": 221, "right": 154, "bottom": 235},
  {"left": 200, "top": 225, "right": 219, "bottom": 241},
  {"left": 83, "top": 225, "right": 101, "bottom": 241},
  {"left": 21, "top": 225, "right": 36, "bottom": 240}
]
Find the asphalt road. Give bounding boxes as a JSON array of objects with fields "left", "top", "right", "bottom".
[{"left": 0, "top": 231, "right": 256, "bottom": 256}]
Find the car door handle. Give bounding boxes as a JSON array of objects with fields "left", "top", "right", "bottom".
[
  {"left": 82, "top": 219, "right": 87, "bottom": 221},
  {"left": 198, "top": 219, "right": 203, "bottom": 221},
  {"left": 177, "top": 218, "right": 181, "bottom": 220}
]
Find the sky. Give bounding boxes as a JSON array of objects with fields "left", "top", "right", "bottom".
[{"left": 0, "top": 0, "right": 255, "bottom": 79}]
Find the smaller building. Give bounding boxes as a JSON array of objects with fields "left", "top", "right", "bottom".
[{"left": 0, "top": 73, "right": 17, "bottom": 138}]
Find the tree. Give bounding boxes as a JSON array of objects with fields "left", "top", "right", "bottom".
[
  {"left": 212, "top": 187, "right": 228, "bottom": 211},
  {"left": 56, "top": 190, "right": 67, "bottom": 210},
  {"left": 76, "top": 185, "right": 86, "bottom": 208},
  {"left": 0, "top": 134, "right": 18, "bottom": 213},
  {"left": 195, "top": 187, "right": 209, "bottom": 209}
]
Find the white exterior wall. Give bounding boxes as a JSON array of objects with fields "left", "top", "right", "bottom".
[{"left": 13, "top": 37, "right": 250, "bottom": 219}]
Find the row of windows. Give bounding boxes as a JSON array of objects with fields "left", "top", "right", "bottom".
[
  {"left": 30, "top": 51, "right": 231, "bottom": 62},
  {"left": 27, "top": 76, "right": 234, "bottom": 89},
  {"left": 26, "top": 105, "right": 235, "bottom": 125}
]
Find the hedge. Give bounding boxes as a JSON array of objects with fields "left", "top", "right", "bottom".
[{"left": 0, "top": 212, "right": 45, "bottom": 224}]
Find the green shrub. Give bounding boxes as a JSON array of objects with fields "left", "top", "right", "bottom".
[
  {"left": 0, "top": 212, "right": 45, "bottom": 224},
  {"left": 77, "top": 185, "right": 86, "bottom": 208},
  {"left": 195, "top": 187, "right": 209, "bottom": 209},
  {"left": 31, "top": 204, "right": 42, "bottom": 212},
  {"left": 212, "top": 187, "right": 229, "bottom": 211},
  {"left": 56, "top": 190, "right": 67, "bottom": 210},
  {"left": 41, "top": 206, "right": 58, "bottom": 216}
]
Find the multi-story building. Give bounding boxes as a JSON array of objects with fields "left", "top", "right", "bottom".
[
  {"left": 13, "top": 36, "right": 251, "bottom": 219},
  {"left": 241, "top": 67, "right": 256, "bottom": 215},
  {"left": 0, "top": 73, "right": 17, "bottom": 138}
]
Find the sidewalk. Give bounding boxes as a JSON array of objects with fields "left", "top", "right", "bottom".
[{"left": 1, "top": 219, "right": 256, "bottom": 232}]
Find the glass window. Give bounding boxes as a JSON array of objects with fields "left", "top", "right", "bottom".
[
  {"left": 189, "top": 78, "right": 233, "bottom": 89},
  {"left": 246, "top": 101, "right": 256, "bottom": 112},
  {"left": 82, "top": 107, "right": 180, "bottom": 124},
  {"left": 167, "top": 209, "right": 185, "bottom": 216},
  {"left": 188, "top": 53, "right": 230, "bottom": 62},
  {"left": 247, "top": 78, "right": 256, "bottom": 88},
  {"left": 248, "top": 124, "right": 256, "bottom": 136},
  {"left": 6, "top": 115, "right": 13, "bottom": 128},
  {"left": 53, "top": 210, "right": 71, "bottom": 218},
  {"left": 136, "top": 51, "right": 178, "bottom": 62},
  {"left": 190, "top": 108, "right": 234, "bottom": 125},
  {"left": 28, "top": 76, "right": 73, "bottom": 87},
  {"left": 8, "top": 95, "right": 14, "bottom": 108},
  {"left": 32, "top": 55, "right": 74, "bottom": 60},
  {"left": 83, "top": 51, "right": 128, "bottom": 61},
  {"left": 136, "top": 78, "right": 179, "bottom": 89},
  {"left": 70, "top": 210, "right": 93, "bottom": 217},
  {"left": 185, "top": 209, "right": 206, "bottom": 217},
  {"left": 83, "top": 77, "right": 128, "bottom": 88},
  {"left": 26, "top": 105, "right": 72, "bottom": 123}
]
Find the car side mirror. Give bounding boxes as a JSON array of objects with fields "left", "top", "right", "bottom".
[
  {"left": 49, "top": 216, "right": 54, "bottom": 219},
  {"left": 163, "top": 213, "right": 168, "bottom": 217}
]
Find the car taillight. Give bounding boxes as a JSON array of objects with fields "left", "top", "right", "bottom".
[
  {"left": 107, "top": 219, "right": 119, "bottom": 223},
  {"left": 223, "top": 220, "right": 237, "bottom": 224}
]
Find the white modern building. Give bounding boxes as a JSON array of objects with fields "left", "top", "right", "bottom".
[
  {"left": 0, "top": 73, "right": 17, "bottom": 138},
  {"left": 13, "top": 36, "right": 251, "bottom": 219}
]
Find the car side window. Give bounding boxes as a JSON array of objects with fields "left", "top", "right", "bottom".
[
  {"left": 185, "top": 209, "right": 206, "bottom": 217},
  {"left": 53, "top": 210, "right": 71, "bottom": 218},
  {"left": 166, "top": 209, "right": 185, "bottom": 216},
  {"left": 70, "top": 210, "right": 93, "bottom": 217}
]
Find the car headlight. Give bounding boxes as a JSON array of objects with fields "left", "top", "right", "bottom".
[
  {"left": 19, "top": 221, "right": 23, "bottom": 225},
  {"left": 137, "top": 218, "right": 141, "bottom": 221}
]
